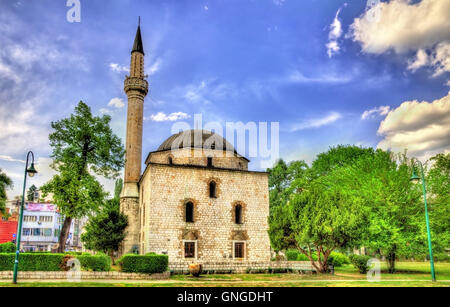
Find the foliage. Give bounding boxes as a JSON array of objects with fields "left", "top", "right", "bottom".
[
  {"left": 327, "top": 252, "right": 350, "bottom": 267},
  {"left": 81, "top": 180, "right": 128, "bottom": 258},
  {"left": 427, "top": 153, "right": 450, "bottom": 250},
  {"left": 285, "top": 250, "right": 300, "bottom": 261},
  {"left": 0, "top": 253, "right": 65, "bottom": 271},
  {"left": 0, "top": 243, "right": 15, "bottom": 253},
  {"left": 349, "top": 254, "right": 371, "bottom": 274},
  {"left": 118, "top": 254, "right": 169, "bottom": 274},
  {"left": 0, "top": 169, "right": 12, "bottom": 214},
  {"left": 77, "top": 254, "right": 111, "bottom": 272},
  {"left": 41, "top": 101, "right": 125, "bottom": 252},
  {"left": 27, "top": 185, "right": 38, "bottom": 202}
]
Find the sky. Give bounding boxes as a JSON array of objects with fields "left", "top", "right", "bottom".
[{"left": 0, "top": 0, "right": 449, "bottom": 198}]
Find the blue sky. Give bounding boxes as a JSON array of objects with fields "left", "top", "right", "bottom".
[{"left": 1, "top": 0, "right": 449, "bottom": 197}]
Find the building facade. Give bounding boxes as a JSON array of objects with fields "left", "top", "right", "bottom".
[{"left": 120, "top": 23, "right": 271, "bottom": 265}]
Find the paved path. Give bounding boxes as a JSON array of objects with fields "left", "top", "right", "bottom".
[{"left": 2, "top": 279, "right": 449, "bottom": 284}]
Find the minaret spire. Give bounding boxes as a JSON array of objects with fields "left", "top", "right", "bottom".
[
  {"left": 132, "top": 17, "right": 144, "bottom": 55},
  {"left": 120, "top": 20, "right": 149, "bottom": 256}
]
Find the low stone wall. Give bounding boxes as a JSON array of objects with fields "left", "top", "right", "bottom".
[
  {"left": 0, "top": 271, "right": 170, "bottom": 280},
  {"left": 169, "top": 261, "right": 316, "bottom": 274}
]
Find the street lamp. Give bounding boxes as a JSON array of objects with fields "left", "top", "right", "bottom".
[
  {"left": 410, "top": 158, "right": 436, "bottom": 282},
  {"left": 12, "top": 151, "right": 37, "bottom": 284}
]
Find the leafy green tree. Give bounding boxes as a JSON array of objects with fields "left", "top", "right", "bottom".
[
  {"left": 267, "top": 159, "right": 309, "bottom": 251},
  {"left": 27, "top": 185, "right": 38, "bottom": 202},
  {"left": 427, "top": 153, "right": 450, "bottom": 252},
  {"left": 289, "top": 178, "right": 368, "bottom": 273},
  {"left": 0, "top": 169, "right": 13, "bottom": 214},
  {"left": 81, "top": 179, "right": 128, "bottom": 263},
  {"left": 330, "top": 151, "right": 425, "bottom": 273},
  {"left": 42, "top": 101, "right": 125, "bottom": 252}
]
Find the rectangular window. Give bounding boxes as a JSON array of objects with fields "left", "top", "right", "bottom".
[
  {"left": 23, "top": 228, "right": 31, "bottom": 236},
  {"left": 54, "top": 229, "right": 61, "bottom": 237},
  {"left": 184, "top": 242, "right": 196, "bottom": 259},
  {"left": 32, "top": 228, "right": 42, "bottom": 237},
  {"left": 234, "top": 242, "right": 245, "bottom": 259},
  {"left": 39, "top": 216, "right": 53, "bottom": 223},
  {"left": 43, "top": 229, "right": 52, "bottom": 237}
]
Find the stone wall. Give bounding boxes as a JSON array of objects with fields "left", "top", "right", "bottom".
[
  {"left": 169, "top": 261, "right": 316, "bottom": 274},
  {"left": 140, "top": 163, "right": 271, "bottom": 263},
  {"left": 146, "top": 148, "right": 249, "bottom": 171}
]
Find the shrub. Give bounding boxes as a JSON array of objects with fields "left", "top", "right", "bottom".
[
  {"left": 77, "top": 254, "right": 111, "bottom": 272},
  {"left": 328, "top": 252, "right": 350, "bottom": 267},
  {"left": 118, "top": 254, "right": 168, "bottom": 274},
  {"left": 0, "top": 253, "right": 65, "bottom": 271},
  {"left": 286, "top": 250, "right": 300, "bottom": 261},
  {"left": 296, "top": 253, "right": 318, "bottom": 261},
  {"left": 0, "top": 242, "right": 15, "bottom": 253},
  {"left": 434, "top": 253, "right": 450, "bottom": 262},
  {"left": 349, "top": 254, "right": 371, "bottom": 274}
]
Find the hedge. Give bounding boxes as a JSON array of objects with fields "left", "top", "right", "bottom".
[
  {"left": 118, "top": 254, "right": 168, "bottom": 274},
  {"left": 77, "top": 254, "right": 111, "bottom": 272},
  {"left": 349, "top": 254, "right": 371, "bottom": 274},
  {"left": 328, "top": 252, "right": 350, "bottom": 267},
  {"left": 0, "top": 242, "right": 15, "bottom": 253},
  {"left": 0, "top": 253, "right": 66, "bottom": 271}
]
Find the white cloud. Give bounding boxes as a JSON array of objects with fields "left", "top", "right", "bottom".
[
  {"left": 0, "top": 155, "right": 25, "bottom": 163},
  {"left": 288, "top": 70, "right": 352, "bottom": 84},
  {"left": 109, "top": 63, "right": 129, "bottom": 73},
  {"left": 146, "top": 112, "right": 191, "bottom": 122},
  {"left": 350, "top": 0, "right": 450, "bottom": 77},
  {"left": 108, "top": 97, "right": 125, "bottom": 109},
  {"left": 361, "top": 106, "right": 391, "bottom": 120},
  {"left": 407, "top": 49, "right": 429, "bottom": 72},
  {"left": 147, "top": 58, "right": 162, "bottom": 76},
  {"left": 326, "top": 8, "right": 343, "bottom": 58},
  {"left": 377, "top": 91, "right": 450, "bottom": 160},
  {"left": 291, "top": 112, "right": 342, "bottom": 132},
  {"left": 273, "top": 0, "right": 285, "bottom": 6}
]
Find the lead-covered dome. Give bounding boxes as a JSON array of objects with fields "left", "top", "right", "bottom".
[{"left": 157, "top": 129, "right": 237, "bottom": 153}]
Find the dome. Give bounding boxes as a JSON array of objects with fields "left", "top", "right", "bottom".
[{"left": 157, "top": 129, "right": 237, "bottom": 153}]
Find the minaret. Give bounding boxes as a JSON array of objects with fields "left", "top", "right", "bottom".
[{"left": 120, "top": 19, "right": 148, "bottom": 255}]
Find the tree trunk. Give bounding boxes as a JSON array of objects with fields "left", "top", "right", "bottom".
[
  {"left": 387, "top": 251, "right": 396, "bottom": 274},
  {"left": 109, "top": 250, "right": 116, "bottom": 265},
  {"left": 57, "top": 217, "right": 72, "bottom": 253}
]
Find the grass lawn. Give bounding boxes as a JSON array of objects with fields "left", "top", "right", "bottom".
[{"left": 0, "top": 262, "right": 448, "bottom": 287}]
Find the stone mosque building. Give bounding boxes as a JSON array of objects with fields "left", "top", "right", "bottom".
[{"left": 119, "top": 23, "right": 271, "bottom": 268}]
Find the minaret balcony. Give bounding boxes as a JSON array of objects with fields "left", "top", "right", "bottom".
[{"left": 124, "top": 76, "right": 149, "bottom": 95}]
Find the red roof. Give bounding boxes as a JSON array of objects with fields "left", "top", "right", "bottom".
[{"left": 0, "top": 221, "right": 18, "bottom": 244}]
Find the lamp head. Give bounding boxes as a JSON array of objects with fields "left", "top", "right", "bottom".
[
  {"left": 27, "top": 163, "right": 38, "bottom": 178},
  {"left": 410, "top": 169, "right": 420, "bottom": 184}
]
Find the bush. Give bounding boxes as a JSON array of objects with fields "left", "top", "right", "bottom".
[
  {"left": 0, "top": 253, "right": 65, "bottom": 271},
  {"left": 349, "top": 254, "right": 371, "bottom": 274},
  {"left": 328, "top": 252, "right": 350, "bottom": 267},
  {"left": 118, "top": 254, "right": 168, "bottom": 274},
  {"left": 286, "top": 250, "right": 300, "bottom": 261},
  {"left": 77, "top": 254, "right": 111, "bottom": 272},
  {"left": 0, "top": 242, "right": 15, "bottom": 253},
  {"left": 434, "top": 253, "right": 450, "bottom": 262}
]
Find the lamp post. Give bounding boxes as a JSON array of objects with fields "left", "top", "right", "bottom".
[
  {"left": 410, "top": 159, "right": 436, "bottom": 282},
  {"left": 12, "top": 151, "right": 37, "bottom": 284}
]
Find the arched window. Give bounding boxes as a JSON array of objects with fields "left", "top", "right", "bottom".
[
  {"left": 185, "top": 202, "right": 194, "bottom": 223},
  {"left": 209, "top": 181, "right": 217, "bottom": 198},
  {"left": 235, "top": 204, "right": 243, "bottom": 224},
  {"left": 168, "top": 156, "right": 173, "bottom": 165}
]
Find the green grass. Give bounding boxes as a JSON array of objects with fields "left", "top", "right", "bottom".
[{"left": 0, "top": 262, "right": 448, "bottom": 287}]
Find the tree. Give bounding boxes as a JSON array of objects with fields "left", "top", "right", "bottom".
[
  {"left": 427, "top": 153, "right": 450, "bottom": 252},
  {"left": 289, "top": 178, "right": 368, "bottom": 273},
  {"left": 81, "top": 179, "right": 128, "bottom": 262},
  {"left": 330, "top": 151, "right": 425, "bottom": 273},
  {"left": 41, "top": 101, "right": 125, "bottom": 252},
  {"left": 0, "top": 169, "right": 13, "bottom": 214},
  {"left": 27, "top": 185, "right": 38, "bottom": 202}
]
